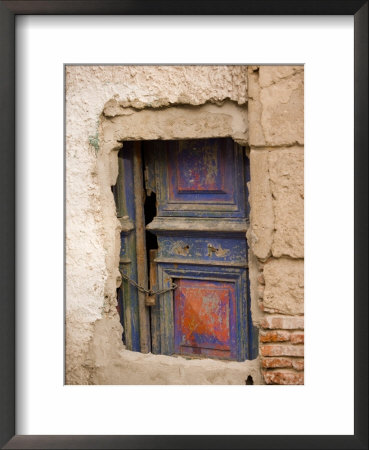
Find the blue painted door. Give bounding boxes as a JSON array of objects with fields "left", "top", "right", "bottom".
[
  {"left": 145, "top": 138, "right": 256, "bottom": 361},
  {"left": 114, "top": 143, "right": 142, "bottom": 352},
  {"left": 114, "top": 138, "right": 256, "bottom": 361}
]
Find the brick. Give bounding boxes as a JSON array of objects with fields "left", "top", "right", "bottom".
[
  {"left": 261, "top": 357, "right": 292, "bottom": 369},
  {"left": 260, "top": 344, "right": 304, "bottom": 357},
  {"left": 292, "top": 359, "right": 304, "bottom": 371},
  {"left": 260, "top": 315, "right": 304, "bottom": 330},
  {"left": 290, "top": 332, "right": 304, "bottom": 344},
  {"left": 263, "top": 370, "right": 304, "bottom": 385},
  {"left": 260, "top": 330, "right": 290, "bottom": 343}
]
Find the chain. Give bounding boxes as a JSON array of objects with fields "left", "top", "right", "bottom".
[{"left": 120, "top": 272, "right": 177, "bottom": 297}]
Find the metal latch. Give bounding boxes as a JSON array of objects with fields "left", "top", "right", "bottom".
[{"left": 120, "top": 272, "right": 177, "bottom": 306}]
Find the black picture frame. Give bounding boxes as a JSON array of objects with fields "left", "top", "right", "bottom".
[{"left": 0, "top": 1, "right": 367, "bottom": 449}]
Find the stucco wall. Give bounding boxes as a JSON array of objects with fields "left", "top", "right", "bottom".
[{"left": 65, "top": 65, "right": 304, "bottom": 385}]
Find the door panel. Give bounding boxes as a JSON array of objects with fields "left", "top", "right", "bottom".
[
  {"left": 156, "top": 139, "right": 246, "bottom": 217},
  {"left": 174, "top": 279, "right": 237, "bottom": 360},
  {"left": 154, "top": 263, "right": 248, "bottom": 360}
]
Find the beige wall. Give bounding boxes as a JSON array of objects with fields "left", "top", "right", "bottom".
[
  {"left": 65, "top": 65, "right": 304, "bottom": 385},
  {"left": 247, "top": 66, "right": 304, "bottom": 384}
]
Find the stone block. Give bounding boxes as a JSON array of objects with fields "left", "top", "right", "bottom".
[
  {"left": 102, "top": 102, "right": 248, "bottom": 142},
  {"left": 260, "top": 70, "right": 304, "bottom": 146},
  {"left": 263, "top": 258, "right": 304, "bottom": 315},
  {"left": 268, "top": 147, "right": 304, "bottom": 258},
  {"left": 259, "top": 65, "right": 303, "bottom": 88},
  {"left": 248, "top": 150, "right": 274, "bottom": 260}
]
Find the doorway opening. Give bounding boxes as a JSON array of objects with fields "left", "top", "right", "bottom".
[{"left": 113, "top": 138, "right": 257, "bottom": 361}]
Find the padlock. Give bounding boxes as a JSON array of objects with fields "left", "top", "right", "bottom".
[{"left": 145, "top": 292, "right": 156, "bottom": 306}]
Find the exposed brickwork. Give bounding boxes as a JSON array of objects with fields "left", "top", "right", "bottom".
[
  {"left": 263, "top": 370, "right": 304, "bottom": 385},
  {"left": 259, "top": 314, "right": 304, "bottom": 385},
  {"left": 261, "top": 356, "right": 304, "bottom": 371},
  {"left": 260, "top": 344, "right": 304, "bottom": 357},
  {"left": 261, "top": 357, "right": 293, "bottom": 369},
  {"left": 260, "top": 330, "right": 290, "bottom": 343},
  {"left": 259, "top": 324, "right": 304, "bottom": 383}
]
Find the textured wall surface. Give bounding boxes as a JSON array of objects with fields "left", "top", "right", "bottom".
[
  {"left": 65, "top": 65, "right": 304, "bottom": 385},
  {"left": 247, "top": 66, "right": 304, "bottom": 384}
]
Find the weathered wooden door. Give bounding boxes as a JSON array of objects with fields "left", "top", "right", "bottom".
[{"left": 115, "top": 138, "right": 256, "bottom": 361}]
